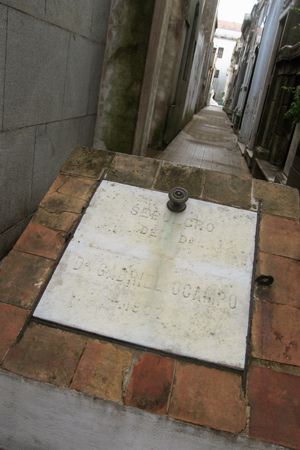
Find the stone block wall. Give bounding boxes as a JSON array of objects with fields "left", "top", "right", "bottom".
[
  {"left": 93, "top": 0, "right": 155, "bottom": 153},
  {"left": 0, "top": 0, "right": 110, "bottom": 258}
]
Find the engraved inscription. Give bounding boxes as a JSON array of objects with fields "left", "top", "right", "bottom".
[
  {"left": 73, "top": 256, "right": 238, "bottom": 311},
  {"left": 171, "top": 282, "right": 237, "bottom": 309},
  {"left": 74, "top": 257, "right": 163, "bottom": 292},
  {"left": 34, "top": 181, "right": 258, "bottom": 370}
]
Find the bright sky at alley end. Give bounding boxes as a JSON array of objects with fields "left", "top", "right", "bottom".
[{"left": 218, "top": 0, "right": 257, "bottom": 24}]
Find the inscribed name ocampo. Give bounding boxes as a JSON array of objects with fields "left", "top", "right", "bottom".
[{"left": 34, "top": 181, "right": 257, "bottom": 369}]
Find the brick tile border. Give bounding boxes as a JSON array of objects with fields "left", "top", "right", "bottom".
[
  {"left": 124, "top": 353, "right": 175, "bottom": 415},
  {"left": 169, "top": 362, "right": 247, "bottom": 434},
  {"left": 0, "top": 303, "right": 30, "bottom": 362},
  {"left": 255, "top": 252, "right": 300, "bottom": 308},
  {"left": 0, "top": 250, "right": 55, "bottom": 309},
  {"left": 0, "top": 147, "right": 299, "bottom": 448},
  {"left": 14, "top": 222, "right": 66, "bottom": 261},
  {"left": 71, "top": 339, "right": 132, "bottom": 402},
  {"left": 259, "top": 214, "right": 300, "bottom": 260},
  {"left": 251, "top": 300, "right": 300, "bottom": 367},
  {"left": 248, "top": 365, "right": 300, "bottom": 450},
  {"left": 2, "top": 322, "right": 87, "bottom": 387}
]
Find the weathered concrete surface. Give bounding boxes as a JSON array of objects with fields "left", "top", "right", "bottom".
[
  {"left": 34, "top": 181, "right": 257, "bottom": 369},
  {"left": 0, "top": 1, "right": 110, "bottom": 259},
  {"left": 0, "top": 0, "right": 45, "bottom": 18},
  {"left": 132, "top": 0, "right": 172, "bottom": 156},
  {"left": 158, "top": 106, "right": 250, "bottom": 177},
  {"left": 33, "top": 119, "right": 82, "bottom": 207},
  {"left": 93, "top": 0, "right": 155, "bottom": 153},
  {"left": 163, "top": 0, "right": 206, "bottom": 144},
  {"left": 62, "top": 37, "right": 102, "bottom": 119},
  {"left": 63, "top": 36, "right": 103, "bottom": 119},
  {"left": 4, "top": 9, "right": 69, "bottom": 129},
  {"left": 78, "top": 115, "right": 97, "bottom": 146},
  {"left": 0, "top": 4, "right": 7, "bottom": 131},
  {"left": 0, "top": 370, "right": 289, "bottom": 450},
  {"left": 149, "top": 0, "right": 218, "bottom": 150},
  {"left": 148, "top": 0, "right": 187, "bottom": 149},
  {"left": 0, "top": 147, "right": 299, "bottom": 449},
  {"left": 0, "top": 127, "right": 36, "bottom": 232},
  {"left": 196, "top": 0, "right": 219, "bottom": 111},
  {"left": 238, "top": 0, "right": 285, "bottom": 148},
  {"left": 46, "top": 0, "right": 95, "bottom": 38}
]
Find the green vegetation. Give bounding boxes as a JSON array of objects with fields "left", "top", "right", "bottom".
[
  {"left": 282, "top": 8, "right": 300, "bottom": 124},
  {"left": 283, "top": 85, "right": 300, "bottom": 124}
]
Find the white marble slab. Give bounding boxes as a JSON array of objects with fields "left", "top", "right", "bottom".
[{"left": 34, "top": 181, "right": 258, "bottom": 369}]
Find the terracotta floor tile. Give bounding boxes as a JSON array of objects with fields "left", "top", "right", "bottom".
[
  {"left": 125, "top": 353, "right": 175, "bottom": 415},
  {"left": 253, "top": 179, "right": 299, "bottom": 220},
  {"left": 106, "top": 153, "right": 160, "bottom": 188},
  {"left": 0, "top": 303, "right": 29, "bottom": 362},
  {"left": 169, "top": 362, "right": 246, "bottom": 434},
  {"left": 71, "top": 339, "right": 132, "bottom": 402},
  {"left": 259, "top": 214, "right": 300, "bottom": 260},
  {"left": 2, "top": 322, "right": 87, "bottom": 387},
  {"left": 256, "top": 252, "right": 300, "bottom": 308},
  {"left": 153, "top": 162, "right": 205, "bottom": 199},
  {"left": 14, "top": 222, "right": 66, "bottom": 260},
  {"left": 61, "top": 146, "right": 114, "bottom": 179},
  {"left": 32, "top": 208, "right": 80, "bottom": 233},
  {"left": 40, "top": 191, "right": 87, "bottom": 214},
  {"left": 203, "top": 171, "right": 252, "bottom": 210},
  {"left": 46, "top": 174, "right": 68, "bottom": 194},
  {"left": 248, "top": 365, "right": 300, "bottom": 449},
  {"left": 251, "top": 300, "right": 300, "bottom": 367},
  {"left": 56, "top": 176, "right": 97, "bottom": 200},
  {"left": 0, "top": 250, "right": 54, "bottom": 309}
]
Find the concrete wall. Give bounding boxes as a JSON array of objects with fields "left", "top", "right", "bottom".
[
  {"left": 253, "top": 3, "right": 300, "bottom": 168},
  {"left": 0, "top": 370, "right": 287, "bottom": 450},
  {"left": 148, "top": 0, "right": 187, "bottom": 149},
  {"left": 196, "top": 0, "right": 219, "bottom": 111},
  {"left": 132, "top": 0, "right": 173, "bottom": 157},
  {"left": 149, "top": 0, "right": 219, "bottom": 147},
  {"left": 238, "top": 0, "right": 285, "bottom": 147},
  {"left": 94, "top": 0, "right": 219, "bottom": 153},
  {"left": 0, "top": 0, "right": 110, "bottom": 258},
  {"left": 181, "top": 27, "right": 205, "bottom": 124},
  {"left": 162, "top": 0, "right": 206, "bottom": 145},
  {"left": 93, "top": 0, "right": 155, "bottom": 154}
]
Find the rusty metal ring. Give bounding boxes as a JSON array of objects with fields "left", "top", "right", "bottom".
[{"left": 255, "top": 275, "right": 274, "bottom": 286}]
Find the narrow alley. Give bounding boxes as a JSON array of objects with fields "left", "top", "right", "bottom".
[
  {"left": 158, "top": 106, "right": 250, "bottom": 178},
  {"left": 0, "top": 0, "right": 300, "bottom": 449}
]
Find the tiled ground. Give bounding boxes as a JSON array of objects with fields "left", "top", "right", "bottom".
[
  {"left": 0, "top": 147, "right": 299, "bottom": 449},
  {"left": 158, "top": 106, "right": 250, "bottom": 177}
]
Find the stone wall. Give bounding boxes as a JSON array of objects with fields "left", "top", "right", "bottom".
[
  {"left": 163, "top": 0, "right": 205, "bottom": 145},
  {"left": 0, "top": 0, "right": 110, "bottom": 258},
  {"left": 254, "top": 5, "right": 300, "bottom": 167},
  {"left": 148, "top": 0, "right": 187, "bottom": 149},
  {"left": 150, "top": 0, "right": 219, "bottom": 148},
  {"left": 93, "top": 0, "right": 155, "bottom": 153},
  {"left": 94, "top": 0, "right": 218, "bottom": 154},
  {"left": 195, "top": 0, "right": 219, "bottom": 111}
]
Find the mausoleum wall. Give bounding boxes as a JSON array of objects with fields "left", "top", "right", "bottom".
[
  {"left": 0, "top": 147, "right": 299, "bottom": 449},
  {"left": 0, "top": 0, "right": 111, "bottom": 258}
]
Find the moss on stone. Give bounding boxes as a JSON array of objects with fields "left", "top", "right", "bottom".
[{"left": 102, "top": 0, "right": 155, "bottom": 153}]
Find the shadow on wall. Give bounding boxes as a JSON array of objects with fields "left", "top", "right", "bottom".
[{"left": 0, "top": 0, "right": 111, "bottom": 259}]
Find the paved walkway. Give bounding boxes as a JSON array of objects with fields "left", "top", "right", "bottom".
[{"left": 158, "top": 106, "right": 250, "bottom": 178}]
